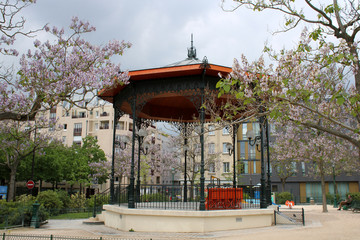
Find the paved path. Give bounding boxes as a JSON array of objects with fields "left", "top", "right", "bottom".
[{"left": 1, "top": 205, "right": 359, "bottom": 240}]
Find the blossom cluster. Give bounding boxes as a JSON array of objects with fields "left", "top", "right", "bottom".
[{"left": 0, "top": 17, "right": 131, "bottom": 119}]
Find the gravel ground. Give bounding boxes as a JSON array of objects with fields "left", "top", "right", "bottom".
[{"left": 1, "top": 205, "right": 359, "bottom": 240}]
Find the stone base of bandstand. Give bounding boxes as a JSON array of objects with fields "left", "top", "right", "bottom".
[{"left": 102, "top": 204, "right": 274, "bottom": 233}]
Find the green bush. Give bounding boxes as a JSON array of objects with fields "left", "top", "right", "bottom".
[
  {"left": 142, "top": 193, "right": 168, "bottom": 202},
  {"left": 276, "top": 192, "right": 293, "bottom": 204},
  {"left": 69, "top": 193, "right": 86, "bottom": 209},
  {"left": 0, "top": 195, "right": 48, "bottom": 227},
  {"left": 36, "top": 190, "right": 63, "bottom": 215},
  {"left": 86, "top": 194, "right": 109, "bottom": 208},
  {"left": 347, "top": 192, "right": 360, "bottom": 201},
  {"left": 55, "top": 190, "right": 71, "bottom": 209},
  {"left": 326, "top": 193, "right": 340, "bottom": 204}
]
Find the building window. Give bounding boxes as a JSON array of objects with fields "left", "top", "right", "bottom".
[
  {"left": 301, "top": 162, "right": 306, "bottom": 176},
  {"left": 208, "top": 143, "right": 215, "bottom": 154},
  {"left": 208, "top": 125, "right": 215, "bottom": 135},
  {"left": 156, "top": 176, "right": 160, "bottom": 184},
  {"left": 252, "top": 122, "right": 260, "bottom": 137},
  {"left": 73, "top": 136, "right": 82, "bottom": 146},
  {"left": 62, "top": 136, "right": 66, "bottom": 144},
  {"left": 242, "top": 124, "right": 247, "bottom": 139},
  {"left": 96, "top": 111, "right": 99, "bottom": 117},
  {"left": 253, "top": 160, "right": 257, "bottom": 174},
  {"left": 63, "top": 124, "right": 67, "bottom": 131},
  {"left": 223, "top": 142, "right": 231, "bottom": 154},
  {"left": 117, "top": 121, "right": 125, "bottom": 130},
  {"left": 95, "top": 123, "right": 99, "bottom": 130},
  {"left": 222, "top": 127, "right": 229, "bottom": 135},
  {"left": 194, "top": 163, "right": 200, "bottom": 172},
  {"left": 223, "top": 162, "right": 230, "bottom": 173},
  {"left": 248, "top": 144, "right": 256, "bottom": 159},
  {"left": 209, "top": 163, "right": 215, "bottom": 173},
  {"left": 240, "top": 142, "right": 246, "bottom": 159},
  {"left": 291, "top": 162, "right": 297, "bottom": 176},
  {"left": 50, "top": 112, "right": 56, "bottom": 120},
  {"left": 74, "top": 123, "right": 82, "bottom": 136},
  {"left": 100, "top": 121, "right": 109, "bottom": 129},
  {"left": 79, "top": 111, "right": 86, "bottom": 118},
  {"left": 194, "top": 143, "right": 200, "bottom": 154},
  {"left": 243, "top": 161, "right": 249, "bottom": 174}
]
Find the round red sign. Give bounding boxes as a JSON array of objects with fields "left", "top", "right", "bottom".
[{"left": 26, "top": 180, "right": 35, "bottom": 189}]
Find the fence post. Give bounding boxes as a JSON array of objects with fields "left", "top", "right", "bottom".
[
  {"left": 302, "top": 208, "right": 305, "bottom": 226},
  {"left": 50, "top": 234, "right": 53, "bottom": 240},
  {"left": 4, "top": 215, "right": 8, "bottom": 230},
  {"left": 2, "top": 232, "right": 5, "bottom": 240},
  {"left": 274, "top": 210, "right": 277, "bottom": 225},
  {"left": 93, "top": 195, "right": 97, "bottom": 218}
]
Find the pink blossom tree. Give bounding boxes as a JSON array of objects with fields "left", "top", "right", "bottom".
[
  {"left": 0, "top": 2, "right": 130, "bottom": 200},
  {"left": 271, "top": 121, "right": 358, "bottom": 212}
]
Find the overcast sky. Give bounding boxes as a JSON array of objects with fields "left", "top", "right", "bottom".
[{"left": 18, "top": 0, "right": 304, "bottom": 71}]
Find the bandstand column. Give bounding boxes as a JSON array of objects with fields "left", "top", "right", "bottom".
[
  {"left": 259, "top": 115, "right": 267, "bottom": 209},
  {"left": 265, "top": 117, "right": 272, "bottom": 205},
  {"left": 110, "top": 106, "right": 117, "bottom": 204},
  {"left": 232, "top": 124, "right": 237, "bottom": 188},
  {"left": 129, "top": 89, "right": 137, "bottom": 209},
  {"left": 199, "top": 59, "right": 207, "bottom": 211},
  {"left": 183, "top": 123, "right": 188, "bottom": 202}
]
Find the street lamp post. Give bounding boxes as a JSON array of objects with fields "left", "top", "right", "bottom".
[
  {"left": 136, "top": 128, "right": 149, "bottom": 202},
  {"left": 226, "top": 142, "right": 235, "bottom": 188},
  {"left": 110, "top": 135, "right": 129, "bottom": 204},
  {"left": 246, "top": 119, "right": 267, "bottom": 209},
  {"left": 171, "top": 168, "right": 176, "bottom": 202},
  {"left": 333, "top": 165, "right": 337, "bottom": 208}
]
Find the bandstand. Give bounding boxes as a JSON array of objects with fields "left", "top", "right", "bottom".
[{"left": 98, "top": 40, "right": 273, "bottom": 232}]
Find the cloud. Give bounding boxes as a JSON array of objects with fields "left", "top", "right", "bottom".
[{"left": 11, "top": 0, "right": 303, "bottom": 70}]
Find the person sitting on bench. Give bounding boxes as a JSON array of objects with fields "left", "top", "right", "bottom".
[{"left": 338, "top": 195, "right": 352, "bottom": 210}]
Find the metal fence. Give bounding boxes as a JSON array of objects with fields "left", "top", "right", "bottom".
[
  {"left": 114, "top": 183, "right": 261, "bottom": 210},
  {"left": 1, "top": 233, "right": 151, "bottom": 240},
  {"left": 274, "top": 207, "right": 305, "bottom": 226}
]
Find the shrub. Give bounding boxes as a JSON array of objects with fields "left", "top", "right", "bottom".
[
  {"left": 347, "top": 192, "right": 360, "bottom": 201},
  {"left": 55, "top": 190, "right": 71, "bottom": 209},
  {"left": 86, "top": 194, "right": 109, "bottom": 208},
  {"left": 36, "top": 190, "right": 63, "bottom": 215},
  {"left": 326, "top": 193, "right": 340, "bottom": 204},
  {"left": 0, "top": 195, "right": 48, "bottom": 226},
  {"left": 276, "top": 192, "right": 293, "bottom": 204},
  {"left": 69, "top": 193, "right": 86, "bottom": 209}
]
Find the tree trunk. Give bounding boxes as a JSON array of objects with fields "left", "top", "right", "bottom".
[
  {"left": 8, "top": 167, "right": 17, "bottom": 201},
  {"left": 38, "top": 179, "right": 42, "bottom": 193},
  {"left": 281, "top": 179, "right": 286, "bottom": 192},
  {"left": 320, "top": 171, "right": 328, "bottom": 213}
]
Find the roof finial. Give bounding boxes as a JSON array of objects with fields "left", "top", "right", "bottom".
[{"left": 187, "top": 34, "right": 198, "bottom": 60}]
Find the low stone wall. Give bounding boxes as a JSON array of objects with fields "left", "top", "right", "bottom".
[{"left": 103, "top": 205, "right": 274, "bottom": 233}]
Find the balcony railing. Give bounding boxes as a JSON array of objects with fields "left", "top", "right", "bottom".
[{"left": 73, "top": 129, "right": 82, "bottom": 136}]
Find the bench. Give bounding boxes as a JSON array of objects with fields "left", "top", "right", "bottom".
[{"left": 342, "top": 200, "right": 360, "bottom": 213}]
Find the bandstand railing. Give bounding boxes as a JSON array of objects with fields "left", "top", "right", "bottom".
[{"left": 113, "top": 183, "right": 260, "bottom": 210}]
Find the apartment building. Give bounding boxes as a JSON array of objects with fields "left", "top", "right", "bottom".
[{"left": 47, "top": 102, "right": 360, "bottom": 203}]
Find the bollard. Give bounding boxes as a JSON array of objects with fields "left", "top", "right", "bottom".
[
  {"left": 30, "top": 201, "right": 40, "bottom": 228},
  {"left": 93, "top": 195, "right": 97, "bottom": 218}
]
